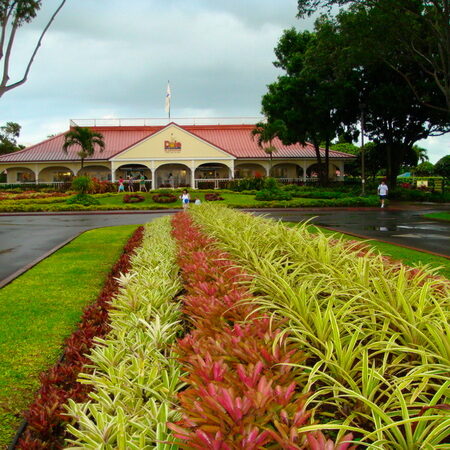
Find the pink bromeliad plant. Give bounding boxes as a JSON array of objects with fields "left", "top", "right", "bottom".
[{"left": 168, "top": 212, "right": 356, "bottom": 449}]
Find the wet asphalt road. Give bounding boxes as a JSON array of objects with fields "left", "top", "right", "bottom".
[
  {"left": 257, "top": 207, "right": 450, "bottom": 257},
  {"left": 0, "top": 207, "right": 449, "bottom": 283},
  {"left": 0, "top": 212, "right": 172, "bottom": 282}
]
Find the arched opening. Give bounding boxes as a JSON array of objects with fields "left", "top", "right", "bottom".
[
  {"left": 3, "top": 167, "right": 36, "bottom": 184},
  {"left": 78, "top": 165, "right": 111, "bottom": 181},
  {"left": 114, "top": 164, "right": 152, "bottom": 190},
  {"left": 195, "top": 163, "right": 231, "bottom": 179},
  {"left": 155, "top": 163, "right": 191, "bottom": 188},
  {"left": 271, "top": 163, "right": 303, "bottom": 179},
  {"left": 306, "top": 163, "right": 339, "bottom": 180},
  {"left": 234, "top": 163, "right": 267, "bottom": 179},
  {"left": 38, "top": 166, "right": 74, "bottom": 183},
  {"left": 115, "top": 164, "right": 151, "bottom": 181}
]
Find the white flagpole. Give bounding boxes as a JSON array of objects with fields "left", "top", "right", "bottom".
[{"left": 165, "top": 81, "right": 171, "bottom": 119}]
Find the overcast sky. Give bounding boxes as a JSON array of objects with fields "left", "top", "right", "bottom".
[{"left": 0, "top": 0, "right": 448, "bottom": 163}]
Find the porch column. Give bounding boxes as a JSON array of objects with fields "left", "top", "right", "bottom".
[
  {"left": 110, "top": 162, "right": 116, "bottom": 182},
  {"left": 150, "top": 168, "right": 155, "bottom": 190},
  {"left": 34, "top": 164, "right": 39, "bottom": 184},
  {"left": 337, "top": 161, "right": 345, "bottom": 181},
  {"left": 230, "top": 160, "right": 235, "bottom": 179},
  {"left": 301, "top": 162, "right": 308, "bottom": 182},
  {"left": 190, "top": 160, "right": 196, "bottom": 189}
]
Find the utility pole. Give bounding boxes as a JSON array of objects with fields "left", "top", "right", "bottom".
[{"left": 360, "top": 103, "right": 365, "bottom": 195}]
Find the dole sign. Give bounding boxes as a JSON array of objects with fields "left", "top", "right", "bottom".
[{"left": 164, "top": 137, "right": 182, "bottom": 151}]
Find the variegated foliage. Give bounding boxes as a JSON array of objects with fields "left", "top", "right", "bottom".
[
  {"left": 65, "top": 217, "right": 184, "bottom": 449},
  {"left": 190, "top": 204, "right": 450, "bottom": 449}
]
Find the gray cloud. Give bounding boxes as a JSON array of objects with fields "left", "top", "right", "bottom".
[{"left": 0, "top": 0, "right": 447, "bottom": 161}]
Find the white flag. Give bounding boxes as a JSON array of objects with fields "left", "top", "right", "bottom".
[{"left": 165, "top": 82, "right": 171, "bottom": 114}]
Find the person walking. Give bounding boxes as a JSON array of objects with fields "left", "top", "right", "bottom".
[
  {"left": 377, "top": 180, "right": 388, "bottom": 208},
  {"left": 180, "top": 189, "right": 190, "bottom": 210},
  {"left": 127, "top": 175, "right": 134, "bottom": 192},
  {"left": 118, "top": 177, "right": 125, "bottom": 193},
  {"left": 139, "top": 173, "right": 147, "bottom": 192}
]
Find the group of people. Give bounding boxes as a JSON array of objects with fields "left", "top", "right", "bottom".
[{"left": 117, "top": 174, "right": 147, "bottom": 193}]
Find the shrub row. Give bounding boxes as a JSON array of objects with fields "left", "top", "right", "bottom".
[
  {"left": 189, "top": 205, "right": 450, "bottom": 448},
  {"left": 17, "top": 226, "right": 144, "bottom": 449},
  {"left": 169, "top": 212, "right": 354, "bottom": 449},
  {"left": 64, "top": 217, "right": 184, "bottom": 448}
]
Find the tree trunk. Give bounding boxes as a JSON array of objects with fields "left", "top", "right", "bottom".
[
  {"left": 312, "top": 140, "right": 325, "bottom": 186},
  {"left": 325, "top": 138, "right": 330, "bottom": 186}
]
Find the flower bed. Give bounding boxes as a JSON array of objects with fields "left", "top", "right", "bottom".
[
  {"left": 64, "top": 217, "right": 184, "bottom": 448},
  {"left": 152, "top": 193, "right": 178, "bottom": 203},
  {"left": 123, "top": 193, "right": 145, "bottom": 203},
  {"left": 16, "top": 227, "right": 144, "bottom": 448},
  {"left": 0, "top": 192, "right": 68, "bottom": 201},
  {"left": 169, "top": 212, "right": 353, "bottom": 448},
  {"left": 189, "top": 204, "right": 450, "bottom": 448},
  {"left": 204, "top": 192, "right": 224, "bottom": 201}
]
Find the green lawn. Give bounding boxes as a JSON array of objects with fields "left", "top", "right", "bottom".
[
  {"left": 0, "top": 190, "right": 379, "bottom": 211},
  {"left": 0, "top": 225, "right": 138, "bottom": 447},
  {"left": 423, "top": 212, "right": 450, "bottom": 222},
  {"left": 287, "top": 223, "right": 450, "bottom": 279}
]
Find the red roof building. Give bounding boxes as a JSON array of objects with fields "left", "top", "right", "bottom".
[{"left": 0, "top": 120, "right": 355, "bottom": 188}]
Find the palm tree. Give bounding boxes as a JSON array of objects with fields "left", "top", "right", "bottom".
[
  {"left": 63, "top": 126, "right": 105, "bottom": 169},
  {"left": 251, "top": 120, "right": 286, "bottom": 176},
  {"left": 413, "top": 145, "right": 429, "bottom": 164}
]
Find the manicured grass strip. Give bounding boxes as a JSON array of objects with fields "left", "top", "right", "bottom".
[
  {"left": 65, "top": 217, "right": 183, "bottom": 448},
  {"left": 0, "top": 225, "right": 138, "bottom": 448},
  {"left": 291, "top": 223, "right": 450, "bottom": 280},
  {"left": 423, "top": 212, "right": 450, "bottom": 222}
]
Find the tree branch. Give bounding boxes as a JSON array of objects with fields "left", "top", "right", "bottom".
[{"left": 0, "top": 0, "right": 66, "bottom": 96}]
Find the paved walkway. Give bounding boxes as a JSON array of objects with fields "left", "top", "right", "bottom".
[{"left": 0, "top": 205, "right": 449, "bottom": 283}]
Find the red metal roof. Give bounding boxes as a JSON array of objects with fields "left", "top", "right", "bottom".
[{"left": 0, "top": 123, "right": 355, "bottom": 162}]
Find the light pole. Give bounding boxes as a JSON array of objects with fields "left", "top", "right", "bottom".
[{"left": 360, "top": 103, "right": 366, "bottom": 195}]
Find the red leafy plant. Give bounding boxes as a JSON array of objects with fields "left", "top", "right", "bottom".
[
  {"left": 169, "top": 213, "right": 355, "bottom": 449},
  {"left": 123, "top": 193, "right": 145, "bottom": 203},
  {"left": 16, "top": 227, "right": 144, "bottom": 449}
]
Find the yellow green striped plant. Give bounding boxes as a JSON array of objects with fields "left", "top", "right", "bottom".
[
  {"left": 65, "top": 217, "right": 184, "bottom": 449},
  {"left": 190, "top": 204, "right": 450, "bottom": 448}
]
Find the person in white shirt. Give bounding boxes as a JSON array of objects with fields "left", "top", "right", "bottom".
[
  {"left": 180, "top": 189, "right": 190, "bottom": 210},
  {"left": 377, "top": 181, "right": 388, "bottom": 208}
]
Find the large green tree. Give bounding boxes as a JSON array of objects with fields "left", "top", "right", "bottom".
[
  {"left": 0, "top": 121, "right": 25, "bottom": 154},
  {"left": 297, "top": 0, "right": 450, "bottom": 115},
  {"left": 0, "top": 0, "right": 67, "bottom": 99},
  {"left": 63, "top": 127, "right": 105, "bottom": 169},
  {"left": 262, "top": 26, "right": 359, "bottom": 185}
]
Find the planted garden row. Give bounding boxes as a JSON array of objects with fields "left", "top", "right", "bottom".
[
  {"left": 168, "top": 212, "right": 354, "bottom": 449},
  {"left": 64, "top": 217, "right": 184, "bottom": 448},
  {"left": 16, "top": 226, "right": 144, "bottom": 449},
  {"left": 189, "top": 204, "right": 450, "bottom": 448}
]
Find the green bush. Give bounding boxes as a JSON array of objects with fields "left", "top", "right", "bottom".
[
  {"left": 229, "top": 177, "right": 266, "bottom": 191},
  {"left": 255, "top": 177, "right": 292, "bottom": 201},
  {"left": 255, "top": 189, "right": 292, "bottom": 201},
  {"left": 71, "top": 176, "right": 93, "bottom": 194},
  {"left": 66, "top": 193, "right": 100, "bottom": 206}
]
